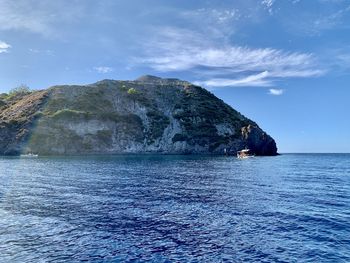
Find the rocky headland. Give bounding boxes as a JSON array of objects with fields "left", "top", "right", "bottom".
[{"left": 0, "top": 75, "right": 277, "bottom": 156}]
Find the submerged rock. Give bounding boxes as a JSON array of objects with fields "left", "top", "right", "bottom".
[{"left": 0, "top": 76, "right": 277, "bottom": 155}]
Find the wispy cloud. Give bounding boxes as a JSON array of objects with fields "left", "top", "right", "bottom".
[
  {"left": 310, "top": 5, "right": 350, "bottom": 34},
  {"left": 319, "top": 46, "right": 350, "bottom": 73},
  {"left": 283, "top": 3, "right": 350, "bottom": 36},
  {"left": 182, "top": 8, "right": 238, "bottom": 24},
  {"left": 268, "top": 88, "right": 284, "bottom": 95},
  {"left": 180, "top": 8, "right": 239, "bottom": 38},
  {"left": 0, "top": 0, "right": 54, "bottom": 36},
  {"left": 195, "top": 71, "right": 272, "bottom": 87},
  {"left": 29, "top": 48, "right": 54, "bottom": 55},
  {"left": 137, "top": 27, "right": 324, "bottom": 87},
  {"left": 335, "top": 52, "right": 350, "bottom": 67},
  {"left": 0, "top": 0, "right": 85, "bottom": 37},
  {"left": 261, "top": 0, "right": 276, "bottom": 14},
  {"left": 0, "top": 41, "right": 11, "bottom": 53},
  {"left": 94, "top": 66, "right": 113, "bottom": 74}
]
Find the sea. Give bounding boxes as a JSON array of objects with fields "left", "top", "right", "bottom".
[{"left": 0, "top": 154, "right": 349, "bottom": 262}]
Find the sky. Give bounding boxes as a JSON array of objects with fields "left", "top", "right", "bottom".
[{"left": 0, "top": 0, "right": 349, "bottom": 153}]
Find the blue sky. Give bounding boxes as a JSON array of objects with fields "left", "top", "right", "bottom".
[{"left": 0, "top": 0, "right": 349, "bottom": 153}]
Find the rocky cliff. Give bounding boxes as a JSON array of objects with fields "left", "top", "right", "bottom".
[{"left": 0, "top": 76, "right": 277, "bottom": 156}]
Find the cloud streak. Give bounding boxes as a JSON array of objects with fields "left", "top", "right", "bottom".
[
  {"left": 138, "top": 27, "right": 324, "bottom": 87},
  {"left": 195, "top": 71, "right": 272, "bottom": 87},
  {"left": 94, "top": 66, "right": 113, "bottom": 74}
]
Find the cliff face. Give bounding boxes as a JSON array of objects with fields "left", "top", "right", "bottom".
[{"left": 0, "top": 76, "right": 277, "bottom": 155}]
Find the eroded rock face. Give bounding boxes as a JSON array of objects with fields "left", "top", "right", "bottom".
[
  {"left": 241, "top": 125, "right": 277, "bottom": 156},
  {"left": 0, "top": 76, "right": 278, "bottom": 155},
  {"left": 0, "top": 91, "right": 48, "bottom": 155}
]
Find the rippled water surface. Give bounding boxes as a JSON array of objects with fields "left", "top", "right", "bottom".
[{"left": 0, "top": 154, "right": 349, "bottom": 262}]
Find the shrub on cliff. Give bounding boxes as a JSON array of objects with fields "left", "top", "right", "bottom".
[
  {"left": 9, "top": 84, "right": 31, "bottom": 95},
  {"left": 6, "top": 84, "right": 31, "bottom": 100},
  {"left": 127, "top": 88, "right": 138, "bottom": 95}
]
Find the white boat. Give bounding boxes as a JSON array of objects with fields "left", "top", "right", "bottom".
[
  {"left": 20, "top": 153, "right": 39, "bottom": 158},
  {"left": 237, "top": 149, "right": 254, "bottom": 159}
]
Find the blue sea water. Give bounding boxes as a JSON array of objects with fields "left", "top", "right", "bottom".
[{"left": 0, "top": 154, "right": 349, "bottom": 262}]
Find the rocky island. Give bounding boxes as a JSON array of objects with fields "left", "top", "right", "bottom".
[{"left": 0, "top": 75, "right": 277, "bottom": 156}]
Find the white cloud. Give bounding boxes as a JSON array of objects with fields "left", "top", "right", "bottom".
[
  {"left": 262, "top": 0, "right": 275, "bottom": 7},
  {"left": 261, "top": 0, "right": 276, "bottom": 14},
  {"left": 195, "top": 71, "right": 272, "bottom": 87},
  {"left": 94, "top": 66, "right": 113, "bottom": 74},
  {"left": 0, "top": 41, "right": 11, "bottom": 53},
  {"left": 137, "top": 27, "right": 324, "bottom": 87},
  {"left": 268, "top": 88, "right": 284, "bottom": 95}
]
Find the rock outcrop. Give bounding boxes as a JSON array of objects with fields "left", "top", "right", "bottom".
[{"left": 0, "top": 76, "right": 277, "bottom": 156}]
